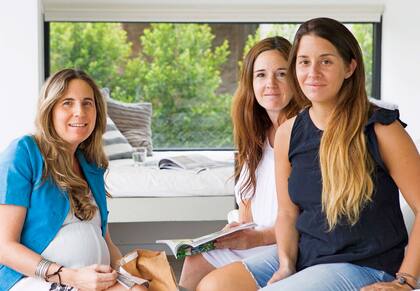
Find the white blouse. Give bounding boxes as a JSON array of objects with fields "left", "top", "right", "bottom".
[
  {"left": 203, "top": 140, "right": 278, "bottom": 268},
  {"left": 235, "top": 139, "right": 277, "bottom": 228}
]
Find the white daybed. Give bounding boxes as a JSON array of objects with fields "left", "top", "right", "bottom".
[{"left": 105, "top": 151, "right": 235, "bottom": 223}]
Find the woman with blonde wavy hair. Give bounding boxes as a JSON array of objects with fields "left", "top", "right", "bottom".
[
  {"left": 257, "top": 18, "right": 420, "bottom": 291},
  {"left": 180, "top": 36, "right": 300, "bottom": 291},
  {"left": 0, "top": 69, "right": 146, "bottom": 291}
]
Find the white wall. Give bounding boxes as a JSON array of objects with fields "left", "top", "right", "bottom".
[
  {"left": 0, "top": 0, "right": 43, "bottom": 151},
  {"left": 381, "top": 0, "right": 420, "bottom": 141}
]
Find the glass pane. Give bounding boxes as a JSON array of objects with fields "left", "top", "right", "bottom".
[
  {"left": 49, "top": 22, "right": 375, "bottom": 149},
  {"left": 346, "top": 23, "right": 374, "bottom": 97}
]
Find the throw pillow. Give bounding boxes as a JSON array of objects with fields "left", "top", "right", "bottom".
[
  {"left": 102, "top": 88, "right": 153, "bottom": 156},
  {"left": 368, "top": 97, "right": 398, "bottom": 110},
  {"left": 103, "top": 116, "right": 134, "bottom": 160}
]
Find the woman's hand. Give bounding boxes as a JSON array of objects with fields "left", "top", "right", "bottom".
[
  {"left": 361, "top": 280, "right": 414, "bottom": 291},
  {"left": 267, "top": 266, "right": 295, "bottom": 285},
  {"left": 69, "top": 264, "right": 118, "bottom": 291},
  {"left": 221, "top": 222, "right": 241, "bottom": 231},
  {"left": 214, "top": 227, "right": 263, "bottom": 250}
]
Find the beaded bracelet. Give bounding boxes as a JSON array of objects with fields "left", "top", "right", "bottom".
[{"left": 45, "top": 265, "right": 64, "bottom": 286}]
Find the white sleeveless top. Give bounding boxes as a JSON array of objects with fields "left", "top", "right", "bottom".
[
  {"left": 203, "top": 140, "right": 278, "bottom": 267},
  {"left": 11, "top": 193, "right": 110, "bottom": 290},
  {"left": 235, "top": 140, "right": 277, "bottom": 227}
]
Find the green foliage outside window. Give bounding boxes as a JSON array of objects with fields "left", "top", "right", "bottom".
[
  {"left": 50, "top": 23, "right": 232, "bottom": 149},
  {"left": 50, "top": 23, "right": 131, "bottom": 92},
  {"left": 349, "top": 24, "right": 373, "bottom": 95},
  {"left": 241, "top": 24, "right": 299, "bottom": 69},
  {"left": 50, "top": 22, "right": 373, "bottom": 149},
  {"left": 128, "top": 24, "right": 231, "bottom": 148}
]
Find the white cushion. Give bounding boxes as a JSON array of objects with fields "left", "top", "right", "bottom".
[{"left": 368, "top": 97, "right": 398, "bottom": 110}]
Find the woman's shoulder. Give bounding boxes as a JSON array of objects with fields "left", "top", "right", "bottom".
[
  {"left": 1, "top": 135, "right": 39, "bottom": 162},
  {"left": 0, "top": 135, "right": 43, "bottom": 192},
  {"left": 278, "top": 115, "right": 298, "bottom": 136},
  {"left": 366, "top": 106, "right": 406, "bottom": 129},
  {"left": 0, "top": 135, "right": 45, "bottom": 179},
  {"left": 274, "top": 115, "right": 298, "bottom": 153}
]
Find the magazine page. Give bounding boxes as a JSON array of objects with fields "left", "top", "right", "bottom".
[
  {"left": 118, "top": 251, "right": 149, "bottom": 288},
  {"left": 189, "top": 222, "right": 257, "bottom": 247},
  {"left": 158, "top": 154, "right": 231, "bottom": 173},
  {"left": 156, "top": 239, "right": 194, "bottom": 255},
  {"left": 117, "top": 269, "right": 149, "bottom": 289},
  {"left": 156, "top": 222, "right": 257, "bottom": 258}
]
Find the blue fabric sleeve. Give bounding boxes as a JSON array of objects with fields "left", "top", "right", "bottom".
[{"left": 0, "top": 137, "right": 34, "bottom": 207}]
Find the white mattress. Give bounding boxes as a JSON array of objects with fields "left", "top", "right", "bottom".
[{"left": 105, "top": 151, "right": 235, "bottom": 198}]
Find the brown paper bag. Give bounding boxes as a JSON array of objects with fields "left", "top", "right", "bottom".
[{"left": 120, "top": 249, "right": 178, "bottom": 291}]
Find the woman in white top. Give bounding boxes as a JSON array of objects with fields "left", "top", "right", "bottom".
[
  {"left": 0, "top": 69, "right": 145, "bottom": 291},
  {"left": 179, "top": 37, "right": 300, "bottom": 291}
]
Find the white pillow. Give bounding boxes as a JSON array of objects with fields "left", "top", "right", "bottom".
[
  {"left": 368, "top": 97, "right": 398, "bottom": 110},
  {"left": 103, "top": 116, "right": 134, "bottom": 160}
]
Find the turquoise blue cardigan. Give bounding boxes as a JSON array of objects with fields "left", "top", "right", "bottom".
[{"left": 0, "top": 135, "right": 108, "bottom": 290}]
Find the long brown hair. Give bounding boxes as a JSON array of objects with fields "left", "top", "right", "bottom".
[
  {"left": 287, "top": 18, "right": 374, "bottom": 230},
  {"left": 34, "top": 68, "right": 108, "bottom": 220},
  {"left": 232, "top": 36, "right": 300, "bottom": 202}
]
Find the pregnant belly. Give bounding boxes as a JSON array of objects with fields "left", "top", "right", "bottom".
[{"left": 41, "top": 222, "right": 110, "bottom": 268}]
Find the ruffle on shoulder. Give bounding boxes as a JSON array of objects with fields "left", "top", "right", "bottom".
[
  {"left": 364, "top": 107, "right": 407, "bottom": 171},
  {"left": 365, "top": 107, "right": 407, "bottom": 131}
]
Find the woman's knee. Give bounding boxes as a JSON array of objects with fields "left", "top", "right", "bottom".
[
  {"left": 196, "top": 269, "right": 226, "bottom": 291},
  {"left": 180, "top": 254, "right": 215, "bottom": 289},
  {"left": 197, "top": 262, "right": 257, "bottom": 291}
]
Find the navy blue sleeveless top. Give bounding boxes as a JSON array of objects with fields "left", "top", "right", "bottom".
[{"left": 288, "top": 107, "right": 408, "bottom": 275}]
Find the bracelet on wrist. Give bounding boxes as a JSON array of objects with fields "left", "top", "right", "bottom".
[
  {"left": 45, "top": 265, "right": 64, "bottom": 287},
  {"left": 396, "top": 272, "right": 419, "bottom": 290},
  {"left": 34, "top": 258, "right": 54, "bottom": 281}
]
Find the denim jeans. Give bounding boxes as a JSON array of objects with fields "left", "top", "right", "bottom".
[
  {"left": 242, "top": 245, "right": 279, "bottom": 288},
  {"left": 242, "top": 246, "right": 395, "bottom": 290}
]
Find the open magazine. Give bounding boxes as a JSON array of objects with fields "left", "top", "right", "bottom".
[
  {"left": 158, "top": 154, "right": 232, "bottom": 174},
  {"left": 156, "top": 222, "right": 257, "bottom": 259},
  {"left": 117, "top": 251, "right": 149, "bottom": 289}
]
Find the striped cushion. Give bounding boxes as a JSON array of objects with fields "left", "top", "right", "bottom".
[
  {"left": 103, "top": 90, "right": 153, "bottom": 156},
  {"left": 103, "top": 117, "right": 134, "bottom": 160}
]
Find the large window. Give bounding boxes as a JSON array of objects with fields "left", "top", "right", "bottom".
[{"left": 47, "top": 22, "right": 379, "bottom": 150}]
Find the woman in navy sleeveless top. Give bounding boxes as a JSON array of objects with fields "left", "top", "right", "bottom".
[{"left": 262, "top": 18, "right": 420, "bottom": 291}]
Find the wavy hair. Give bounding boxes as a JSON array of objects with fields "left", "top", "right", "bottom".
[
  {"left": 232, "top": 36, "right": 300, "bottom": 202},
  {"left": 287, "top": 18, "right": 374, "bottom": 230},
  {"left": 34, "top": 68, "right": 108, "bottom": 220}
]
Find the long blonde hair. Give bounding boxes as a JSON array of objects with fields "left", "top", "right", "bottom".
[
  {"left": 232, "top": 37, "right": 300, "bottom": 202},
  {"left": 34, "top": 68, "right": 108, "bottom": 220},
  {"left": 288, "top": 18, "right": 374, "bottom": 230}
]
